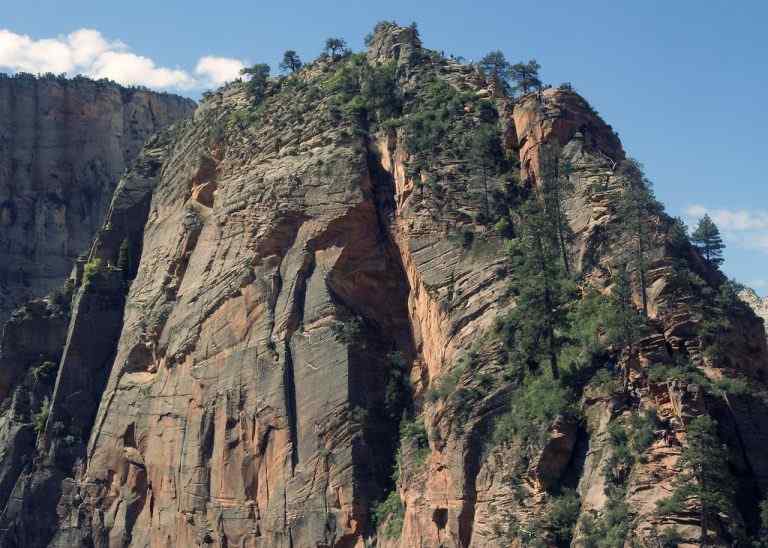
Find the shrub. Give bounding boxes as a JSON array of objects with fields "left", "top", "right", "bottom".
[
  {"left": 425, "top": 361, "right": 466, "bottom": 402},
  {"left": 33, "top": 398, "right": 51, "bottom": 435},
  {"left": 548, "top": 489, "right": 580, "bottom": 544},
  {"left": 30, "top": 361, "right": 57, "bottom": 385},
  {"left": 332, "top": 317, "right": 364, "bottom": 347},
  {"left": 628, "top": 410, "right": 659, "bottom": 453},
  {"left": 372, "top": 490, "right": 405, "bottom": 539},
  {"left": 400, "top": 418, "right": 430, "bottom": 466},
  {"left": 493, "top": 374, "right": 576, "bottom": 447},
  {"left": 83, "top": 257, "right": 103, "bottom": 285}
]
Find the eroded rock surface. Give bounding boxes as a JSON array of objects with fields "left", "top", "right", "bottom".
[
  {"left": 0, "top": 74, "right": 194, "bottom": 324},
  {"left": 0, "top": 24, "right": 766, "bottom": 548}
]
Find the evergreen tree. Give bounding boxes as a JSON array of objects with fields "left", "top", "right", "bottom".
[
  {"left": 510, "top": 59, "right": 542, "bottom": 95},
  {"left": 324, "top": 37, "right": 348, "bottom": 59},
  {"left": 606, "top": 266, "right": 648, "bottom": 390},
  {"left": 539, "top": 145, "right": 575, "bottom": 275},
  {"left": 469, "top": 123, "right": 503, "bottom": 223},
  {"left": 615, "top": 158, "right": 660, "bottom": 318},
  {"left": 240, "top": 63, "right": 271, "bottom": 102},
  {"left": 658, "top": 416, "right": 734, "bottom": 545},
  {"left": 697, "top": 280, "right": 747, "bottom": 366},
  {"left": 279, "top": 50, "right": 302, "bottom": 73},
  {"left": 691, "top": 214, "right": 725, "bottom": 266},
  {"left": 505, "top": 198, "right": 573, "bottom": 378},
  {"left": 479, "top": 50, "right": 511, "bottom": 93}
]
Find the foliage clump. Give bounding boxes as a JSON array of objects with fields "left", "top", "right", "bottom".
[
  {"left": 656, "top": 416, "right": 735, "bottom": 542},
  {"left": 372, "top": 490, "right": 405, "bottom": 539}
]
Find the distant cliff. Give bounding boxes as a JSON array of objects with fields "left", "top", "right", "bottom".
[{"left": 0, "top": 74, "right": 195, "bottom": 324}]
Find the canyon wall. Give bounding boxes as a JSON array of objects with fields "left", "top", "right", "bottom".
[
  {"left": 0, "top": 74, "right": 195, "bottom": 324},
  {"left": 0, "top": 24, "right": 766, "bottom": 548}
]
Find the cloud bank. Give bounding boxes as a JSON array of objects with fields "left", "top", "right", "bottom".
[
  {"left": 685, "top": 204, "right": 768, "bottom": 253},
  {"left": 0, "top": 28, "right": 245, "bottom": 91}
]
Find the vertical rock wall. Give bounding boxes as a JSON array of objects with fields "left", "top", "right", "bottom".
[{"left": 0, "top": 74, "right": 195, "bottom": 324}]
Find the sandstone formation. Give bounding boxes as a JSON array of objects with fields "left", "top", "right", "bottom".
[
  {"left": 0, "top": 23, "right": 766, "bottom": 548},
  {"left": 740, "top": 287, "right": 768, "bottom": 336},
  {"left": 0, "top": 73, "right": 195, "bottom": 325}
]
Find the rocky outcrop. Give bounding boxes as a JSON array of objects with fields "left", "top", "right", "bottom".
[
  {"left": 740, "top": 287, "right": 768, "bottom": 336},
  {"left": 0, "top": 23, "right": 766, "bottom": 548},
  {"left": 0, "top": 73, "right": 194, "bottom": 325}
]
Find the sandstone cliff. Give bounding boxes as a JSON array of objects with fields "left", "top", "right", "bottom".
[
  {"left": 0, "top": 23, "right": 766, "bottom": 548},
  {"left": 0, "top": 73, "right": 195, "bottom": 325},
  {"left": 740, "top": 288, "right": 768, "bottom": 336}
]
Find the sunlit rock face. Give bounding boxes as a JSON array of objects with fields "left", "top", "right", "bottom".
[{"left": 0, "top": 24, "right": 766, "bottom": 548}]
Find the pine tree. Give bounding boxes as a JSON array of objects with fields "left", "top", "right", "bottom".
[
  {"left": 606, "top": 266, "right": 648, "bottom": 390},
  {"left": 479, "top": 50, "right": 511, "bottom": 93},
  {"left": 505, "top": 197, "right": 573, "bottom": 378},
  {"left": 691, "top": 214, "right": 725, "bottom": 266},
  {"left": 324, "top": 38, "right": 348, "bottom": 60},
  {"left": 615, "top": 158, "right": 660, "bottom": 318},
  {"left": 510, "top": 59, "right": 542, "bottom": 95},
  {"left": 279, "top": 50, "right": 302, "bottom": 73},
  {"left": 470, "top": 124, "right": 503, "bottom": 224},
  {"left": 239, "top": 63, "right": 270, "bottom": 102},
  {"left": 658, "top": 416, "right": 734, "bottom": 546},
  {"left": 539, "top": 145, "right": 575, "bottom": 275}
]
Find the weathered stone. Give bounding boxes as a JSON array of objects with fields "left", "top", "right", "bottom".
[{"left": 0, "top": 74, "right": 194, "bottom": 325}]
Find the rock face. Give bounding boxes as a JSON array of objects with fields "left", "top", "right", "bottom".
[
  {"left": 0, "top": 24, "right": 766, "bottom": 548},
  {"left": 741, "top": 288, "right": 768, "bottom": 336},
  {"left": 0, "top": 73, "right": 195, "bottom": 325}
]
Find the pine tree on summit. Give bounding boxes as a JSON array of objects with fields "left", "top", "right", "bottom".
[
  {"left": 510, "top": 59, "right": 542, "bottom": 95},
  {"left": 279, "top": 50, "right": 302, "bottom": 73},
  {"left": 691, "top": 214, "right": 725, "bottom": 266}
]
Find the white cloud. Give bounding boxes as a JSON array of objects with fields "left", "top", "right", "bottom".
[
  {"left": 90, "top": 50, "right": 196, "bottom": 89},
  {"left": 195, "top": 56, "right": 245, "bottom": 87},
  {"left": 0, "top": 28, "right": 245, "bottom": 92},
  {"left": 685, "top": 204, "right": 768, "bottom": 254},
  {"left": 685, "top": 204, "right": 768, "bottom": 231}
]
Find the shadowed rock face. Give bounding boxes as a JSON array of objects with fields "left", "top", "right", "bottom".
[
  {"left": 0, "top": 24, "right": 766, "bottom": 548},
  {"left": 0, "top": 74, "right": 195, "bottom": 325},
  {"left": 741, "top": 288, "right": 768, "bottom": 336}
]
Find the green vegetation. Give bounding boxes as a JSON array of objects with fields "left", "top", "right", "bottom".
[
  {"left": 425, "top": 361, "right": 466, "bottom": 402},
  {"left": 331, "top": 317, "right": 364, "bottom": 347},
  {"left": 580, "top": 488, "right": 630, "bottom": 548},
  {"left": 279, "top": 50, "right": 302, "bottom": 73},
  {"left": 691, "top": 213, "right": 725, "bottom": 266},
  {"left": 607, "top": 266, "right": 649, "bottom": 390},
  {"left": 510, "top": 59, "right": 542, "bottom": 95},
  {"left": 372, "top": 490, "right": 405, "bottom": 538},
  {"left": 323, "top": 53, "right": 402, "bottom": 128},
  {"left": 539, "top": 146, "right": 575, "bottom": 274},
  {"left": 548, "top": 489, "right": 581, "bottom": 545},
  {"left": 83, "top": 257, "right": 104, "bottom": 285},
  {"left": 615, "top": 159, "right": 662, "bottom": 317},
  {"left": 324, "top": 37, "right": 349, "bottom": 60},
  {"left": 399, "top": 418, "right": 430, "bottom": 466},
  {"left": 479, "top": 50, "right": 512, "bottom": 93},
  {"left": 493, "top": 374, "right": 576, "bottom": 447},
  {"left": 504, "top": 197, "right": 575, "bottom": 378},
  {"left": 656, "top": 416, "right": 734, "bottom": 544},
  {"left": 385, "top": 351, "right": 410, "bottom": 419},
  {"left": 240, "top": 63, "right": 270, "bottom": 102},
  {"left": 33, "top": 397, "right": 51, "bottom": 435},
  {"left": 30, "top": 361, "right": 57, "bottom": 385}
]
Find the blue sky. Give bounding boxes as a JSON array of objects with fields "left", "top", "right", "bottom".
[{"left": 2, "top": 0, "right": 767, "bottom": 293}]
